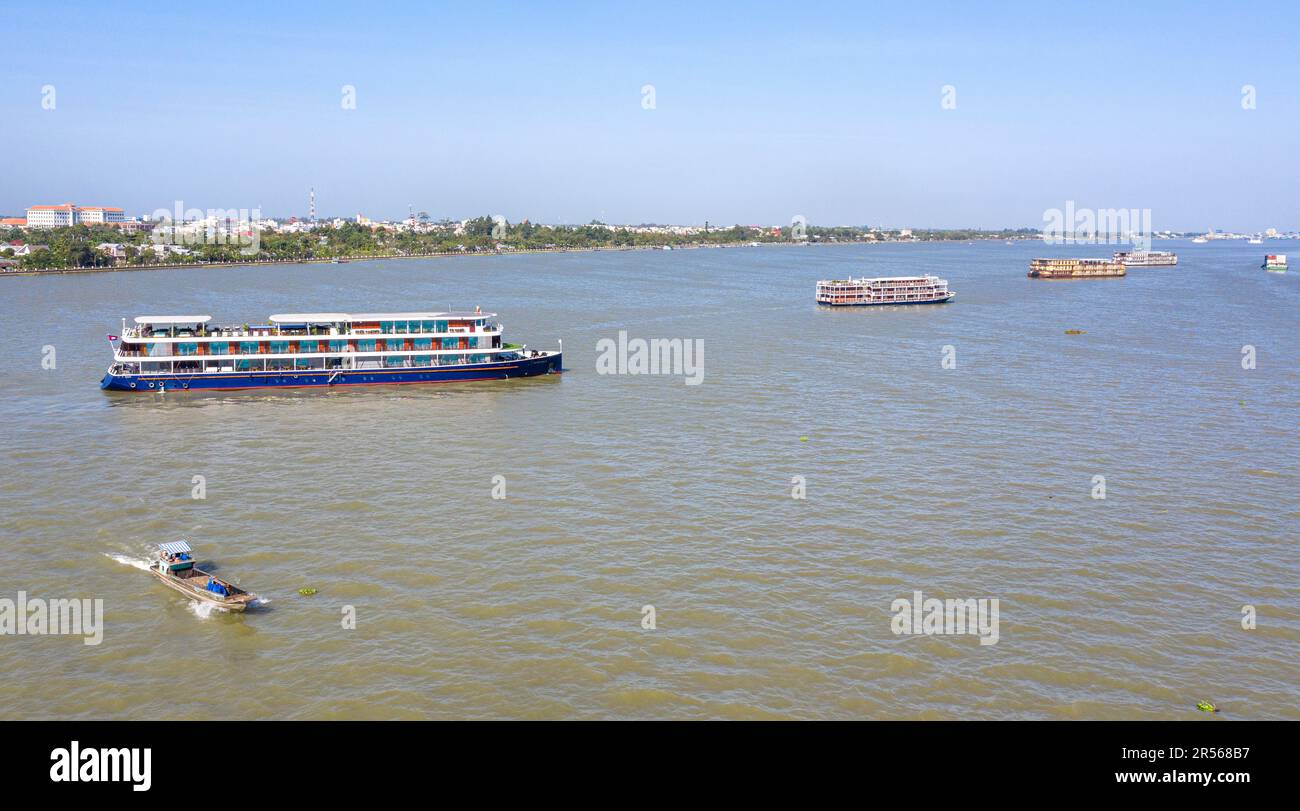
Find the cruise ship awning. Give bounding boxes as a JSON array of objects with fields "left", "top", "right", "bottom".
[
  {"left": 347, "top": 312, "right": 496, "bottom": 320},
  {"left": 269, "top": 313, "right": 349, "bottom": 324},
  {"left": 266, "top": 311, "right": 499, "bottom": 324},
  {"left": 134, "top": 316, "right": 211, "bottom": 325}
]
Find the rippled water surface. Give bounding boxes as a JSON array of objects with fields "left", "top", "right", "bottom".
[{"left": 1, "top": 241, "right": 1296, "bottom": 719}]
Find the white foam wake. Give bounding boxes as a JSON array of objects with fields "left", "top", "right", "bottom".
[
  {"left": 187, "top": 601, "right": 221, "bottom": 620},
  {"left": 105, "top": 552, "right": 151, "bottom": 571}
]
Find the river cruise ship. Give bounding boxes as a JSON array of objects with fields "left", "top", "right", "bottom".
[
  {"left": 1113, "top": 250, "right": 1177, "bottom": 266},
  {"left": 1028, "top": 258, "right": 1126, "bottom": 279},
  {"left": 1263, "top": 254, "right": 1287, "bottom": 272},
  {"left": 815, "top": 274, "right": 954, "bottom": 306},
  {"left": 101, "top": 310, "right": 561, "bottom": 391}
]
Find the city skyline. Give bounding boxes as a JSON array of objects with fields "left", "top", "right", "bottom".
[
  {"left": 5, "top": 196, "right": 1294, "bottom": 236},
  {"left": 2, "top": 1, "right": 1298, "bottom": 230}
]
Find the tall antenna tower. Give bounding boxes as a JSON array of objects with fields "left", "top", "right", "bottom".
[{"left": 309, "top": 188, "right": 316, "bottom": 223}]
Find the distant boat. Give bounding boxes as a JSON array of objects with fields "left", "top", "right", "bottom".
[
  {"left": 1262, "top": 254, "right": 1287, "bottom": 272},
  {"left": 1248, "top": 238, "right": 1262, "bottom": 244},
  {"left": 1114, "top": 250, "right": 1177, "bottom": 267},
  {"left": 1191, "top": 237, "right": 1208, "bottom": 243},
  {"left": 816, "top": 274, "right": 954, "bottom": 306},
  {"left": 1028, "top": 258, "right": 1126, "bottom": 278}
]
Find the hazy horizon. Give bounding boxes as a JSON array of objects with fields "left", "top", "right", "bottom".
[{"left": 3, "top": 1, "right": 1298, "bottom": 231}]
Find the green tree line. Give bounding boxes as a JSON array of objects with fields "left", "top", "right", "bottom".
[{"left": 1, "top": 221, "right": 1045, "bottom": 270}]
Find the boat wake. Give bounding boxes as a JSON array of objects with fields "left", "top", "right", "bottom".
[
  {"left": 187, "top": 601, "right": 224, "bottom": 620},
  {"left": 104, "top": 552, "right": 151, "bottom": 572}
]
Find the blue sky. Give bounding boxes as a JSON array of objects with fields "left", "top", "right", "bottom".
[{"left": 2, "top": 1, "right": 1297, "bottom": 229}]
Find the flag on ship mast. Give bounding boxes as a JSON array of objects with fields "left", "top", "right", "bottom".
[{"left": 106, "top": 334, "right": 119, "bottom": 342}]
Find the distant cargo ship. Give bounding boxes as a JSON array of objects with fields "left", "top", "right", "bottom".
[
  {"left": 1262, "top": 254, "right": 1287, "bottom": 272},
  {"left": 1114, "top": 250, "right": 1177, "bottom": 266},
  {"left": 1028, "top": 258, "right": 1126, "bottom": 279},
  {"left": 815, "top": 274, "right": 954, "bottom": 306}
]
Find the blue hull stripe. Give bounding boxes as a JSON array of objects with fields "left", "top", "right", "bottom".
[
  {"left": 816, "top": 296, "right": 953, "bottom": 307},
  {"left": 101, "top": 354, "right": 561, "bottom": 391}
]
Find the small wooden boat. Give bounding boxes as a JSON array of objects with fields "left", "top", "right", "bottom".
[{"left": 149, "top": 540, "right": 258, "bottom": 611}]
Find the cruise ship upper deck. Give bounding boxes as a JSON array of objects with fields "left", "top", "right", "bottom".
[{"left": 123, "top": 312, "right": 501, "bottom": 340}]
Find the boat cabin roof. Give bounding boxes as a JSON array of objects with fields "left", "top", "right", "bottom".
[
  {"left": 268, "top": 311, "right": 495, "bottom": 324},
  {"left": 820, "top": 275, "right": 939, "bottom": 284},
  {"left": 158, "top": 540, "right": 193, "bottom": 555},
  {"left": 135, "top": 316, "right": 212, "bottom": 325},
  {"left": 268, "top": 313, "right": 351, "bottom": 324}
]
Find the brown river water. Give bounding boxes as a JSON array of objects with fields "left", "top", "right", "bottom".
[{"left": 0, "top": 240, "right": 1296, "bottom": 719}]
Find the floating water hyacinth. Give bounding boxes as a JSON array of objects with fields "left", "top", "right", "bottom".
[
  {"left": 298, "top": 587, "right": 318, "bottom": 596},
  {"left": 1065, "top": 329, "right": 1086, "bottom": 335},
  {"left": 1196, "top": 701, "right": 1219, "bottom": 713}
]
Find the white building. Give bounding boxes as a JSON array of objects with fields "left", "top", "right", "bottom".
[
  {"left": 80, "top": 206, "right": 126, "bottom": 224},
  {"left": 26, "top": 203, "right": 125, "bottom": 227},
  {"left": 96, "top": 243, "right": 128, "bottom": 259}
]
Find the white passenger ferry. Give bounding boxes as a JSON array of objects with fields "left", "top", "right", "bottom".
[
  {"left": 815, "top": 274, "right": 954, "bottom": 306},
  {"left": 102, "top": 310, "right": 561, "bottom": 392},
  {"left": 1113, "top": 250, "right": 1178, "bottom": 266}
]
